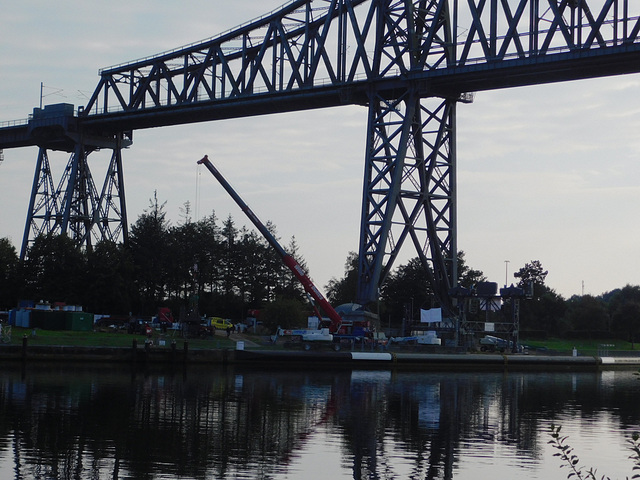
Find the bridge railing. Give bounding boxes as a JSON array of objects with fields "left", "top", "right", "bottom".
[{"left": 0, "top": 118, "right": 29, "bottom": 128}]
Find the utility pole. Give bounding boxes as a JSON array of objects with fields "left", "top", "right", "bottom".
[{"left": 504, "top": 260, "right": 510, "bottom": 287}]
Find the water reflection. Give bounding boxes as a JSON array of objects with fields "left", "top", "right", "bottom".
[{"left": 0, "top": 363, "right": 638, "bottom": 479}]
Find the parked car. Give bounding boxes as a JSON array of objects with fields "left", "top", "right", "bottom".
[{"left": 210, "top": 317, "right": 234, "bottom": 330}]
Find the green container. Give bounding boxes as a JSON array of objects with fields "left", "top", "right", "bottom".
[{"left": 65, "top": 312, "right": 93, "bottom": 332}]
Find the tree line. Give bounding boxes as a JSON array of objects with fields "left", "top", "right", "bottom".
[
  {"left": 1, "top": 195, "right": 638, "bottom": 340},
  {"left": 0, "top": 196, "right": 308, "bottom": 328},
  {"left": 326, "top": 256, "right": 640, "bottom": 343},
  {"left": 509, "top": 260, "right": 640, "bottom": 343}
]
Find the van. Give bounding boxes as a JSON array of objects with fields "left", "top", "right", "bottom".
[{"left": 210, "top": 317, "right": 234, "bottom": 330}]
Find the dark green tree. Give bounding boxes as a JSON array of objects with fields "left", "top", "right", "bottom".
[
  {"left": 220, "top": 214, "right": 240, "bottom": 298},
  {"left": 325, "top": 251, "right": 359, "bottom": 306},
  {"left": 257, "top": 221, "right": 285, "bottom": 302},
  {"left": 188, "top": 212, "right": 312, "bottom": 322},
  {"left": 513, "top": 260, "right": 548, "bottom": 297},
  {"left": 22, "top": 233, "right": 87, "bottom": 305},
  {"left": 165, "top": 209, "right": 218, "bottom": 304},
  {"left": 236, "top": 227, "right": 270, "bottom": 306},
  {"left": 165, "top": 223, "right": 191, "bottom": 303},
  {"left": 512, "top": 260, "right": 567, "bottom": 334},
  {"left": 193, "top": 211, "right": 223, "bottom": 294},
  {"left": 612, "top": 301, "right": 640, "bottom": 347},
  {"left": 278, "top": 235, "right": 307, "bottom": 300},
  {"left": 209, "top": 216, "right": 270, "bottom": 320},
  {"left": 128, "top": 192, "right": 170, "bottom": 314},
  {"left": 608, "top": 285, "right": 640, "bottom": 347},
  {"left": 86, "top": 240, "right": 135, "bottom": 314},
  {"left": 520, "top": 289, "right": 566, "bottom": 335},
  {"left": 260, "top": 296, "right": 308, "bottom": 331},
  {"left": 565, "top": 294, "right": 609, "bottom": 333},
  {"left": 457, "top": 250, "right": 486, "bottom": 288},
  {"left": 381, "top": 257, "right": 433, "bottom": 331},
  {"left": 0, "top": 238, "right": 19, "bottom": 308}
]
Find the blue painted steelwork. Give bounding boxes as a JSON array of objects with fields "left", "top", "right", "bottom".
[
  {"left": 79, "top": 0, "right": 640, "bottom": 128},
  {"left": 0, "top": 0, "right": 638, "bottom": 313}
]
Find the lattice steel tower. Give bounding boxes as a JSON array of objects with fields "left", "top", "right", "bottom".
[{"left": 0, "top": 0, "right": 638, "bottom": 318}]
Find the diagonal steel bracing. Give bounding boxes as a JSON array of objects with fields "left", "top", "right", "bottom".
[
  {"left": 357, "top": 90, "right": 457, "bottom": 312},
  {"left": 21, "top": 136, "right": 130, "bottom": 258},
  {"left": 79, "top": 0, "right": 640, "bottom": 130},
  {"left": 357, "top": 0, "right": 456, "bottom": 311},
  {"left": 21, "top": 149, "right": 62, "bottom": 259}
]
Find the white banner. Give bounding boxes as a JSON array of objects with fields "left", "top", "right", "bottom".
[{"left": 420, "top": 308, "right": 442, "bottom": 324}]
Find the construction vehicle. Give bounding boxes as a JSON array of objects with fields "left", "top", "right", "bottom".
[
  {"left": 197, "top": 155, "right": 372, "bottom": 349},
  {"left": 479, "top": 335, "right": 521, "bottom": 353},
  {"left": 155, "top": 307, "right": 174, "bottom": 328}
]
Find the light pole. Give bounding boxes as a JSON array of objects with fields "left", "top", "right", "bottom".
[{"left": 504, "top": 260, "right": 510, "bottom": 287}]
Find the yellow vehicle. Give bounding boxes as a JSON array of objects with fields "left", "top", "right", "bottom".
[{"left": 210, "top": 317, "right": 234, "bottom": 330}]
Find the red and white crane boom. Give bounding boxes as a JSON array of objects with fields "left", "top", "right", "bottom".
[{"left": 197, "top": 155, "right": 343, "bottom": 333}]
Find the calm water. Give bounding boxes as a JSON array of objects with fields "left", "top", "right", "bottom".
[{"left": 0, "top": 362, "right": 638, "bottom": 479}]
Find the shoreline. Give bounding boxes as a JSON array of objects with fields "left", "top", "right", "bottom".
[{"left": 2, "top": 343, "right": 640, "bottom": 370}]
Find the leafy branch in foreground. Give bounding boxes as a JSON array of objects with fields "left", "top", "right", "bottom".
[{"left": 549, "top": 425, "right": 640, "bottom": 480}]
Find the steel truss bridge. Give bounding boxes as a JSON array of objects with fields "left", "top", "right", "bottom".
[{"left": 1, "top": 0, "right": 639, "bottom": 318}]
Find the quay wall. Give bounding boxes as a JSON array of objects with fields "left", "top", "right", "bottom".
[{"left": 1, "top": 344, "right": 639, "bottom": 370}]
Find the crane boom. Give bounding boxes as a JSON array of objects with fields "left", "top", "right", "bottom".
[{"left": 197, "top": 155, "right": 343, "bottom": 333}]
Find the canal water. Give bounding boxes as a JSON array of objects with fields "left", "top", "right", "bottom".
[{"left": 0, "top": 363, "right": 638, "bottom": 479}]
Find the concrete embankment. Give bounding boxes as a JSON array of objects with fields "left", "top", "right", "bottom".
[
  {"left": 2, "top": 343, "right": 640, "bottom": 370},
  {"left": 232, "top": 350, "right": 640, "bottom": 370}
]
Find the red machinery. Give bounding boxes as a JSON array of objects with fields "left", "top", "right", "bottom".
[{"left": 197, "top": 155, "right": 344, "bottom": 334}]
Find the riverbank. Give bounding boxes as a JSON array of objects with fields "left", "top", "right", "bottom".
[
  {"left": 1, "top": 326, "right": 638, "bottom": 370},
  {"left": 2, "top": 341, "right": 640, "bottom": 370}
]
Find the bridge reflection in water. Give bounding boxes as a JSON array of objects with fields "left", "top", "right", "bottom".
[{"left": 0, "top": 364, "right": 638, "bottom": 479}]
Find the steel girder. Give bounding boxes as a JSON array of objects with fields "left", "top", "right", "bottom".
[
  {"left": 80, "top": 0, "right": 640, "bottom": 126},
  {"left": 357, "top": 92, "right": 457, "bottom": 311},
  {"left": 21, "top": 137, "right": 129, "bottom": 258},
  {"left": 82, "top": 0, "right": 374, "bottom": 119}
]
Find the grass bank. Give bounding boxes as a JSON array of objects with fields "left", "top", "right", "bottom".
[
  {"left": 522, "top": 338, "right": 636, "bottom": 356},
  {"left": 2, "top": 327, "right": 636, "bottom": 357},
  {"left": 3, "top": 326, "right": 241, "bottom": 350}
]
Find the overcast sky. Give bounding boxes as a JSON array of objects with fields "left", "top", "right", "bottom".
[{"left": 1, "top": 1, "right": 639, "bottom": 300}]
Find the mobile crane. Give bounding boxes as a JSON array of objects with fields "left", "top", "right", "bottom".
[{"left": 198, "top": 155, "right": 371, "bottom": 348}]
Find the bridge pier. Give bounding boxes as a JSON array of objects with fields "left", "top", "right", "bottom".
[
  {"left": 357, "top": 93, "right": 458, "bottom": 316},
  {"left": 21, "top": 129, "right": 131, "bottom": 258}
]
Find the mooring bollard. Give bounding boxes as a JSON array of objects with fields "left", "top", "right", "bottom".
[{"left": 132, "top": 338, "right": 138, "bottom": 363}]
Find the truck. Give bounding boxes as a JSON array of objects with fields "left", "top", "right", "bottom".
[
  {"left": 479, "top": 335, "right": 520, "bottom": 353},
  {"left": 197, "top": 155, "right": 373, "bottom": 350}
]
